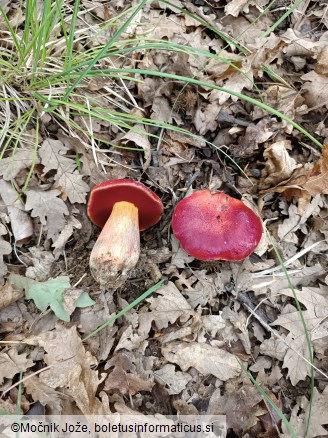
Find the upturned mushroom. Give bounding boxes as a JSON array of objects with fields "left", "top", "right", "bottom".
[
  {"left": 172, "top": 190, "right": 262, "bottom": 260},
  {"left": 87, "top": 179, "right": 163, "bottom": 288}
]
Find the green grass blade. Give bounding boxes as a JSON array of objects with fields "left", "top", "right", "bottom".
[
  {"left": 83, "top": 67, "right": 323, "bottom": 148},
  {"left": 83, "top": 279, "right": 164, "bottom": 341},
  {"left": 62, "top": 0, "right": 150, "bottom": 101},
  {"left": 64, "top": 0, "right": 80, "bottom": 73},
  {"left": 267, "top": 232, "right": 314, "bottom": 437},
  {"left": 239, "top": 360, "right": 297, "bottom": 438},
  {"left": 159, "top": 0, "right": 248, "bottom": 55},
  {"left": 260, "top": 0, "right": 306, "bottom": 39}
]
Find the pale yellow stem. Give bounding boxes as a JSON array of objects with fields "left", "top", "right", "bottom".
[{"left": 89, "top": 201, "right": 140, "bottom": 289}]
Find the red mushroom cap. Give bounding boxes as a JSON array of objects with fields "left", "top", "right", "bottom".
[
  {"left": 87, "top": 179, "right": 163, "bottom": 231},
  {"left": 172, "top": 190, "right": 262, "bottom": 261}
]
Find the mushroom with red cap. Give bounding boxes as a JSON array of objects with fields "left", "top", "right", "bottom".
[
  {"left": 172, "top": 190, "right": 262, "bottom": 260},
  {"left": 87, "top": 179, "right": 163, "bottom": 288}
]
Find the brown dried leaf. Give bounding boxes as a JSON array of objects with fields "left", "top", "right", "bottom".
[
  {"left": 0, "top": 398, "right": 20, "bottom": 414},
  {"left": 162, "top": 341, "right": 240, "bottom": 380},
  {"left": 138, "top": 282, "right": 194, "bottom": 336},
  {"left": 0, "top": 180, "right": 33, "bottom": 244},
  {"left": 282, "top": 332, "right": 311, "bottom": 386},
  {"left": 154, "top": 364, "right": 192, "bottom": 395},
  {"left": 57, "top": 172, "right": 90, "bottom": 204},
  {"left": 0, "top": 149, "right": 40, "bottom": 181},
  {"left": 277, "top": 197, "right": 322, "bottom": 243},
  {"left": 0, "top": 348, "right": 34, "bottom": 385},
  {"left": 261, "top": 141, "right": 299, "bottom": 187},
  {"left": 114, "top": 324, "right": 147, "bottom": 352},
  {"left": 222, "top": 307, "right": 251, "bottom": 355},
  {"left": 274, "top": 286, "right": 328, "bottom": 384},
  {"left": 212, "top": 60, "right": 254, "bottom": 105},
  {"left": 104, "top": 366, "right": 153, "bottom": 395},
  {"left": 25, "top": 189, "right": 69, "bottom": 241},
  {"left": 302, "top": 143, "right": 328, "bottom": 195},
  {"left": 36, "top": 324, "right": 107, "bottom": 414},
  {"left": 25, "top": 247, "right": 55, "bottom": 281},
  {"left": 316, "top": 47, "right": 328, "bottom": 75},
  {"left": 0, "top": 224, "right": 11, "bottom": 282},
  {"left": 120, "top": 124, "right": 151, "bottom": 169},
  {"left": 39, "top": 139, "right": 89, "bottom": 203},
  {"left": 301, "top": 71, "right": 328, "bottom": 109},
  {"left": 52, "top": 215, "right": 81, "bottom": 260},
  {"left": 0, "top": 279, "right": 24, "bottom": 310},
  {"left": 305, "top": 387, "right": 328, "bottom": 437},
  {"left": 225, "top": 0, "right": 250, "bottom": 17},
  {"left": 182, "top": 270, "right": 218, "bottom": 308},
  {"left": 260, "top": 145, "right": 328, "bottom": 213},
  {"left": 230, "top": 120, "right": 273, "bottom": 158},
  {"left": 23, "top": 375, "right": 63, "bottom": 411},
  {"left": 170, "top": 235, "right": 194, "bottom": 268},
  {"left": 40, "top": 139, "right": 75, "bottom": 175},
  {"left": 278, "top": 286, "right": 328, "bottom": 318},
  {"left": 208, "top": 386, "right": 265, "bottom": 432}
]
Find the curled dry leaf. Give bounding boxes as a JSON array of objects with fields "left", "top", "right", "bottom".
[
  {"left": 260, "top": 140, "right": 299, "bottom": 187},
  {"left": 231, "top": 119, "right": 273, "bottom": 158},
  {"left": 120, "top": 123, "right": 151, "bottom": 169},
  {"left": 260, "top": 144, "right": 328, "bottom": 214},
  {"left": 301, "top": 143, "right": 328, "bottom": 196}
]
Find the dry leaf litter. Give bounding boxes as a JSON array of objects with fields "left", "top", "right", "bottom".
[{"left": 0, "top": 1, "right": 328, "bottom": 437}]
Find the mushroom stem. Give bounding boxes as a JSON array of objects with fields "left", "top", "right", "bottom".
[{"left": 89, "top": 201, "right": 140, "bottom": 288}]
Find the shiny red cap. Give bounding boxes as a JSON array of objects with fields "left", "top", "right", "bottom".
[
  {"left": 172, "top": 190, "right": 262, "bottom": 260},
  {"left": 87, "top": 179, "right": 163, "bottom": 231}
]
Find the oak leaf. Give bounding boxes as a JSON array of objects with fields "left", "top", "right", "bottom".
[
  {"left": 0, "top": 149, "right": 39, "bottom": 181},
  {"left": 162, "top": 341, "right": 240, "bottom": 380},
  {"left": 104, "top": 366, "right": 153, "bottom": 396},
  {"left": 39, "top": 139, "right": 89, "bottom": 203},
  {"left": 0, "top": 348, "right": 34, "bottom": 385},
  {"left": 36, "top": 324, "right": 108, "bottom": 415},
  {"left": 25, "top": 189, "right": 69, "bottom": 241}
]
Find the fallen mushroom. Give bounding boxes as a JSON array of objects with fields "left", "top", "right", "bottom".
[
  {"left": 172, "top": 190, "right": 262, "bottom": 260},
  {"left": 87, "top": 179, "right": 163, "bottom": 288}
]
